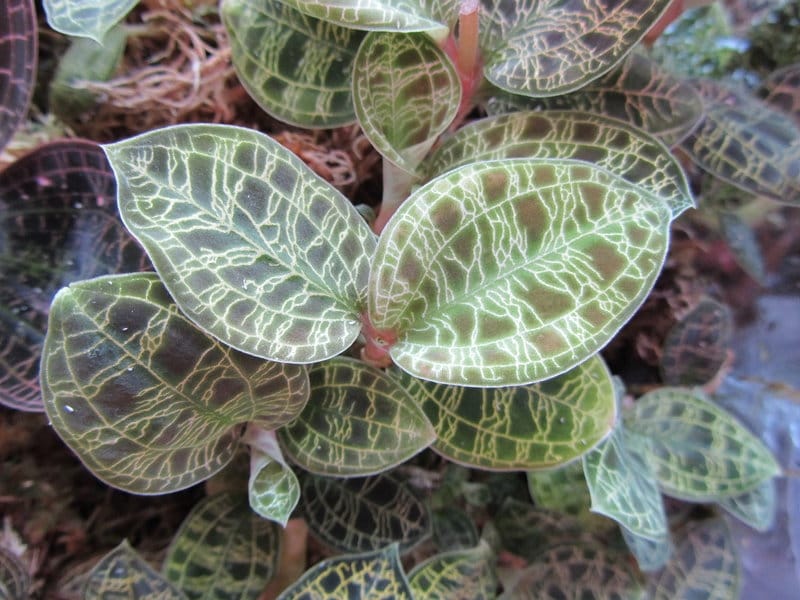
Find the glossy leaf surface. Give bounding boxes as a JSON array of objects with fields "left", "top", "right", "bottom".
[
  {"left": 43, "top": 0, "right": 137, "bottom": 42},
  {"left": 0, "top": 0, "right": 36, "bottom": 153},
  {"left": 353, "top": 31, "right": 460, "bottom": 173},
  {"left": 425, "top": 110, "right": 693, "bottom": 217},
  {"left": 527, "top": 461, "right": 592, "bottom": 518},
  {"left": 408, "top": 542, "right": 497, "bottom": 600},
  {"left": 718, "top": 478, "right": 776, "bottom": 532},
  {"left": 280, "top": 358, "right": 434, "bottom": 476},
  {"left": 245, "top": 426, "right": 299, "bottom": 527},
  {"left": 83, "top": 541, "right": 184, "bottom": 600},
  {"left": 481, "top": 0, "right": 671, "bottom": 97},
  {"left": 370, "top": 159, "right": 671, "bottom": 386},
  {"left": 625, "top": 388, "right": 781, "bottom": 501},
  {"left": 105, "top": 124, "right": 376, "bottom": 363},
  {"left": 277, "top": 544, "right": 413, "bottom": 600},
  {"left": 0, "top": 547, "right": 29, "bottom": 600},
  {"left": 0, "top": 140, "right": 149, "bottom": 412},
  {"left": 621, "top": 527, "right": 671, "bottom": 572},
  {"left": 301, "top": 471, "right": 431, "bottom": 553},
  {"left": 392, "top": 356, "right": 615, "bottom": 469},
  {"left": 163, "top": 493, "right": 281, "bottom": 600},
  {"left": 650, "top": 518, "right": 739, "bottom": 600},
  {"left": 682, "top": 79, "right": 800, "bottom": 205},
  {"left": 222, "top": 0, "right": 364, "bottom": 128},
  {"left": 41, "top": 273, "right": 309, "bottom": 494}
]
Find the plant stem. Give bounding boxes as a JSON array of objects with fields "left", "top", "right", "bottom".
[
  {"left": 457, "top": 0, "right": 480, "bottom": 78},
  {"left": 373, "top": 160, "right": 418, "bottom": 235}
]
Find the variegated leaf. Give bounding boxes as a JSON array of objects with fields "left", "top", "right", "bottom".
[
  {"left": 717, "top": 478, "right": 776, "bottom": 532},
  {"left": 104, "top": 124, "right": 376, "bottom": 363},
  {"left": 222, "top": 0, "right": 363, "bottom": 128},
  {"left": 682, "top": 79, "right": 800, "bottom": 205},
  {"left": 480, "top": 0, "right": 672, "bottom": 97},
  {"left": 276, "top": 544, "right": 413, "bottom": 600},
  {"left": 494, "top": 498, "right": 586, "bottom": 561},
  {"left": 245, "top": 426, "right": 300, "bottom": 527},
  {"left": 43, "top": 0, "right": 137, "bottom": 42},
  {"left": 0, "top": 547, "right": 29, "bottom": 600},
  {"left": 370, "top": 159, "right": 671, "bottom": 386},
  {"left": 392, "top": 356, "right": 615, "bottom": 469},
  {"left": 527, "top": 461, "right": 593, "bottom": 518},
  {"left": 425, "top": 110, "right": 693, "bottom": 217},
  {"left": 624, "top": 388, "right": 781, "bottom": 501},
  {"left": 41, "top": 273, "right": 309, "bottom": 494},
  {"left": 431, "top": 508, "right": 479, "bottom": 551},
  {"left": 408, "top": 541, "right": 497, "bottom": 600},
  {"left": 279, "top": 358, "right": 435, "bottom": 476},
  {"left": 162, "top": 493, "right": 281, "bottom": 600},
  {"left": 763, "top": 63, "right": 800, "bottom": 124},
  {"left": 83, "top": 541, "right": 185, "bottom": 600},
  {"left": 0, "top": 0, "right": 36, "bottom": 153},
  {"left": 353, "top": 31, "right": 460, "bottom": 174},
  {"left": 301, "top": 471, "right": 431, "bottom": 554},
  {"left": 621, "top": 526, "right": 672, "bottom": 572},
  {"left": 583, "top": 425, "right": 667, "bottom": 539},
  {"left": 650, "top": 518, "right": 739, "bottom": 600}
]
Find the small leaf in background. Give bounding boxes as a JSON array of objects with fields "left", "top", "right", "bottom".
[
  {"left": 353, "top": 31, "right": 460, "bottom": 174},
  {"left": 621, "top": 526, "right": 672, "bottom": 572},
  {"left": 105, "top": 124, "right": 376, "bottom": 363},
  {"left": 481, "top": 0, "right": 671, "bottom": 97},
  {"left": 431, "top": 507, "right": 479, "bottom": 551},
  {"left": 83, "top": 540, "right": 184, "bottom": 600},
  {"left": 244, "top": 426, "right": 300, "bottom": 527},
  {"left": 0, "top": 0, "right": 36, "bottom": 153},
  {"left": 494, "top": 498, "right": 586, "bottom": 562},
  {"left": 527, "top": 461, "right": 593, "bottom": 519},
  {"left": 762, "top": 63, "right": 800, "bottom": 124},
  {"left": 717, "top": 478, "right": 777, "bottom": 532},
  {"left": 41, "top": 273, "right": 309, "bottom": 494},
  {"left": 583, "top": 425, "right": 668, "bottom": 540},
  {"left": 682, "top": 79, "right": 800, "bottom": 205},
  {"left": 222, "top": 0, "right": 364, "bottom": 128},
  {"left": 425, "top": 109, "right": 694, "bottom": 218},
  {"left": 649, "top": 518, "right": 740, "bottom": 600},
  {"left": 43, "top": 0, "right": 138, "bottom": 42},
  {"left": 163, "top": 493, "right": 282, "bottom": 600},
  {"left": 718, "top": 211, "right": 766, "bottom": 283},
  {"left": 0, "top": 139, "right": 149, "bottom": 412},
  {"left": 301, "top": 471, "right": 431, "bottom": 554},
  {"left": 370, "top": 160, "right": 671, "bottom": 386},
  {"left": 408, "top": 541, "right": 497, "bottom": 600},
  {"left": 0, "top": 547, "right": 30, "bottom": 600},
  {"left": 660, "top": 297, "right": 733, "bottom": 386},
  {"left": 392, "top": 356, "right": 616, "bottom": 470},
  {"left": 624, "top": 388, "right": 781, "bottom": 501}
]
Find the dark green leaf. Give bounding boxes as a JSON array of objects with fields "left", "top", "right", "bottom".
[
  {"left": 431, "top": 507, "right": 479, "bottom": 551},
  {"left": 527, "top": 461, "right": 593, "bottom": 518},
  {"left": 43, "top": 0, "right": 138, "bottom": 42},
  {"left": 245, "top": 426, "right": 300, "bottom": 527},
  {"left": 408, "top": 541, "right": 497, "bottom": 600},
  {"left": 494, "top": 498, "right": 586, "bottom": 562},
  {"left": 717, "top": 478, "right": 776, "bottom": 532},
  {"left": 0, "top": 0, "right": 36, "bottom": 153}
]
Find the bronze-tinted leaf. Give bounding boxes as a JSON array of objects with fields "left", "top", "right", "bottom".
[{"left": 0, "top": 0, "right": 36, "bottom": 153}]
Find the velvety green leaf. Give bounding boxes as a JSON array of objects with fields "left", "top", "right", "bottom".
[
  {"left": 500, "top": 543, "right": 646, "bottom": 600},
  {"left": 244, "top": 426, "right": 300, "bottom": 527},
  {"left": 83, "top": 540, "right": 185, "bottom": 600},
  {"left": 0, "top": 0, "right": 36, "bottom": 153},
  {"left": 41, "top": 273, "right": 309, "bottom": 494},
  {"left": 682, "top": 79, "right": 800, "bottom": 205},
  {"left": 301, "top": 471, "right": 431, "bottom": 554},
  {"left": 425, "top": 110, "right": 693, "bottom": 217},
  {"left": 621, "top": 526, "right": 671, "bottom": 572},
  {"left": 763, "top": 63, "right": 800, "bottom": 124},
  {"left": 408, "top": 541, "right": 497, "bottom": 600},
  {"left": 393, "top": 356, "right": 615, "bottom": 469},
  {"left": 279, "top": 358, "right": 435, "bottom": 476},
  {"left": 527, "top": 461, "right": 593, "bottom": 518},
  {"left": 583, "top": 426, "right": 667, "bottom": 539},
  {"left": 625, "top": 388, "right": 782, "bottom": 501},
  {"left": 481, "top": 0, "right": 671, "bottom": 97},
  {"left": 0, "top": 140, "right": 149, "bottom": 412},
  {"left": 650, "top": 518, "right": 739, "bottom": 600},
  {"left": 718, "top": 212, "right": 766, "bottom": 283},
  {"left": 660, "top": 297, "right": 733, "bottom": 386},
  {"left": 43, "top": 0, "right": 138, "bottom": 42},
  {"left": 370, "top": 159, "right": 671, "bottom": 386},
  {"left": 104, "top": 124, "right": 376, "bottom": 363},
  {"left": 276, "top": 544, "right": 413, "bottom": 600},
  {"left": 494, "top": 498, "right": 586, "bottom": 561},
  {"left": 717, "top": 478, "right": 776, "bottom": 532},
  {"left": 0, "top": 547, "right": 29, "bottom": 600},
  {"left": 162, "top": 493, "right": 281, "bottom": 600},
  {"left": 222, "top": 0, "right": 364, "bottom": 128},
  {"left": 353, "top": 31, "right": 460, "bottom": 174},
  {"left": 431, "top": 507, "right": 479, "bottom": 551}
]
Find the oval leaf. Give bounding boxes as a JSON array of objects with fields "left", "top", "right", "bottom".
[
  {"left": 527, "top": 461, "right": 593, "bottom": 518},
  {"left": 276, "top": 544, "right": 413, "bottom": 600},
  {"left": 43, "top": 0, "right": 137, "bottom": 42},
  {"left": 717, "top": 478, "right": 777, "bottom": 533},
  {"left": 625, "top": 388, "right": 782, "bottom": 501},
  {"left": 0, "top": 547, "right": 30, "bottom": 600},
  {"left": 83, "top": 541, "right": 184, "bottom": 600},
  {"left": 163, "top": 493, "right": 282, "bottom": 600},
  {"left": 222, "top": 0, "right": 364, "bottom": 128},
  {"left": 279, "top": 358, "right": 435, "bottom": 476},
  {"left": 104, "top": 124, "right": 376, "bottom": 363},
  {"left": 425, "top": 110, "right": 693, "bottom": 217},
  {"left": 245, "top": 425, "right": 300, "bottom": 527},
  {"left": 41, "top": 273, "right": 309, "bottom": 494},
  {"left": 482, "top": 0, "right": 671, "bottom": 97},
  {"left": 0, "top": 0, "right": 36, "bottom": 153},
  {"left": 392, "top": 356, "right": 615, "bottom": 470},
  {"left": 301, "top": 471, "right": 431, "bottom": 554},
  {"left": 370, "top": 159, "right": 671, "bottom": 386},
  {"left": 353, "top": 31, "right": 460, "bottom": 173},
  {"left": 0, "top": 139, "right": 149, "bottom": 412},
  {"left": 408, "top": 541, "right": 497, "bottom": 600}
]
